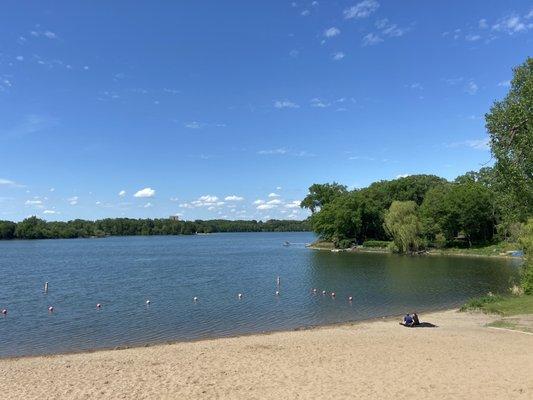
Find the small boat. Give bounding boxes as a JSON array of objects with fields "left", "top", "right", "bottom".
[{"left": 283, "top": 241, "right": 291, "bottom": 247}]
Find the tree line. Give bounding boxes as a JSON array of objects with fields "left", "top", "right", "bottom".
[{"left": 0, "top": 217, "right": 310, "bottom": 240}]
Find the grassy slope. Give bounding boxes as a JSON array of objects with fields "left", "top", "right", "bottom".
[{"left": 460, "top": 295, "right": 533, "bottom": 316}]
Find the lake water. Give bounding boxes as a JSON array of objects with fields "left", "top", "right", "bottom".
[{"left": 0, "top": 232, "right": 521, "bottom": 357}]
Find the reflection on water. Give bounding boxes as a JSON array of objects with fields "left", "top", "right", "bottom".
[{"left": 0, "top": 233, "right": 520, "bottom": 357}]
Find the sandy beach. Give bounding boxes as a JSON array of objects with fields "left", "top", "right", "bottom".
[{"left": 1, "top": 309, "right": 531, "bottom": 399}]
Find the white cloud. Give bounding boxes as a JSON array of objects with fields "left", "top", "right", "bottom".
[
  {"left": 362, "top": 33, "right": 383, "bottom": 46},
  {"left": 225, "top": 195, "right": 244, "bottom": 201},
  {"left": 43, "top": 209, "right": 59, "bottom": 215},
  {"left": 198, "top": 195, "right": 218, "bottom": 203},
  {"left": 301, "top": 10, "right": 310, "bottom": 16},
  {"left": 257, "top": 204, "right": 275, "bottom": 210},
  {"left": 274, "top": 100, "right": 300, "bottom": 109},
  {"left": 344, "top": 0, "right": 379, "bottom": 19},
  {"left": 465, "top": 139, "right": 490, "bottom": 150},
  {"left": 324, "top": 27, "right": 341, "bottom": 38},
  {"left": 258, "top": 148, "right": 287, "bottom": 155},
  {"left": 30, "top": 30, "right": 58, "bottom": 39},
  {"left": 16, "top": 56, "right": 24, "bottom": 61},
  {"left": 332, "top": 52, "right": 345, "bottom": 60},
  {"left": 448, "top": 138, "right": 490, "bottom": 151},
  {"left": 143, "top": 202, "right": 153, "bottom": 208},
  {"left": 310, "top": 98, "right": 330, "bottom": 108},
  {"left": 276, "top": 186, "right": 282, "bottom": 190},
  {"left": 289, "top": 49, "right": 299, "bottom": 58},
  {"left": 375, "top": 19, "right": 408, "bottom": 38},
  {"left": 68, "top": 196, "right": 79, "bottom": 205},
  {"left": 465, "top": 34, "right": 481, "bottom": 41},
  {"left": 396, "top": 174, "right": 410, "bottom": 179},
  {"left": 25, "top": 199, "right": 43, "bottom": 206},
  {"left": 0, "top": 178, "right": 24, "bottom": 187},
  {"left": 285, "top": 200, "right": 301, "bottom": 209},
  {"left": 185, "top": 121, "right": 202, "bottom": 129},
  {"left": 498, "top": 80, "right": 511, "bottom": 87},
  {"left": 267, "top": 199, "right": 282, "bottom": 205},
  {"left": 118, "top": 190, "right": 126, "bottom": 197},
  {"left": 134, "top": 187, "right": 155, "bottom": 198},
  {"left": 479, "top": 19, "right": 488, "bottom": 29},
  {"left": 492, "top": 14, "right": 528, "bottom": 34},
  {"left": 465, "top": 81, "right": 478, "bottom": 95},
  {"left": 253, "top": 199, "right": 265, "bottom": 205},
  {"left": 170, "top": 197, "right": 179, "bottom": 202},
  {"left": 268, "top": 192, "right": 280, "bottom": 198}
]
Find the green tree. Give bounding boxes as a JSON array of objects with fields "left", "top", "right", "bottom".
[
  {"left": 310, "top": 192, "right": 362, "bottom": 246},
  {"left": 383, "top": 201, "right": 422, "bottom": 253},
  {"left": 300, "top": 183, "right": 347, "bottom": 213},
  {"left": 485, "top": 57, "right": 533, "bottom": 223}
]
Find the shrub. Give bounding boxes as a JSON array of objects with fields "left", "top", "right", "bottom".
[
  {"left": 435, "top": 233, "right": 447, "bottom": 249},
  {"left": 460, "top": 294, "right": 505, "bottom": 312}
]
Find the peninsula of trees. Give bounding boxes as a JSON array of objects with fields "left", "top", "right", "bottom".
[{"left": 300, "top": 57, "right": 532, "bottom": 292}]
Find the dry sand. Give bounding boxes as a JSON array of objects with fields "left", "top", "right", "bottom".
[{"left": 1, "top": 309, "right": 532, "bottom": 399}]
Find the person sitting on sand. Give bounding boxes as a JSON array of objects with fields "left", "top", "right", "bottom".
[
  {"left": 400, "top": 314, "right": 415, "bottom": 327},
  {"left": 412, "top": 312, "right": 420, "bottom": 326}
]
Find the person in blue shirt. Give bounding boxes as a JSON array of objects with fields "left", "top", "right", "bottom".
[{"left": 400, "top": 312, "right": 420, "bottom": 327}]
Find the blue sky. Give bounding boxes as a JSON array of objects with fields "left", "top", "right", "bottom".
[{"left": 0, "top": 1, "right": 532, "bottom": 222}]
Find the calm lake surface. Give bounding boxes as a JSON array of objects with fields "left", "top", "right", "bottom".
[{"left": 0, "top": 232, "right": 521, "bottom": 357}]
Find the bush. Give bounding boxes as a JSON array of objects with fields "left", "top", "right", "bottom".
[
  {"left": 362, "top": 240, "right": 391, "bottom": 248},
  {"left": 460, "top": 294, "right": 505, "bottom": 312},
  {"left": 336, "top": 238, "right": 355, "bottom": 249},
  {"left": 435, "top": 233, "right": 447, "bottom": 249}
]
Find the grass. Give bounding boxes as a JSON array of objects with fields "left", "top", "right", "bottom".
[
  {"left": 460, "top": 295, "right": 533, "bottom": 316},
  {"left": 432, "top": 242, "right": 521, "bottom": 257}
]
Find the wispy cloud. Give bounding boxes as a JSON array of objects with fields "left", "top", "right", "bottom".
[
  {"left": 1, "top": 114, "right": 58, "bottom": 139},
  {"left": 30, "top": 29, "right": 58, "bottom": 40},
  {"left": 225, "top": 195, "right": 244, "bottom": 201},
  {"left": 344, "top": 0, "right": 379, "bottom": 19},
  {"left": 375, "top": 18, "right": 409, "bottom": 38},
  {"left": 0, "top": 178, "right": 24, "bottom": 188},
  {"left": 492, "top": 14, "right": 529, "bottom": 34},
  {"left": 258, "top": 148, "right": 314, "bottom": 157},
  {"left": 447, "top": 138, "right": 490, "bottom": 151},
  {"left": 324, "top": 27, "right": 341, "bottom": 38},
  {"left": 310, "top": 98, "right": 330, "bottom": 108},
  {"left": 67, "top": 196, "right": 79, "bottom": 205},
  {"left": 184, "top": 121, "right": 226, "bottom": 129},
  {"left": 362, "top": 33, "right": 383, "bottom": 46},
  {"left": 274, "top": 100, "right": 300, "bottom": 109},
  {"left": 464, "top": 81, "right": 478, "bottom": 95},
  {"left": 498, "top": 80, "right": 511, "bottom": 87},
  {"left": 332, "top": 52, "right": 345, "bottom": 60}
]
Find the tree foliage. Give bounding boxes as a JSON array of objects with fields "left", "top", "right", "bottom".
[
  {"left": 384, "top": 201, "right": 422, "bottom": 253},
  {"left": 300, "top": 183, "right": 347, "bottom": 213},
  {"left": 0, "top": 218, "right": 310, "bottom": 240},
  {"left": 485, "top": 57, "right": 533, "bottom": 222}
]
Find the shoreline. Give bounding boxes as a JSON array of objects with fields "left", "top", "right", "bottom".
[
  {"left": 2, "top": 308, "right": 531, "bottom": 399},
  {"left": 307, "top": 244, "right": 522, "bottom": 260},
  {"left": 1, "top": 305, "right": 456, "bottom": 361}
]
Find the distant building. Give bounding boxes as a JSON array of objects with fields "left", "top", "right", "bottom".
[{"left": 169, "top": 215, "right": 180, "bottom": 221}]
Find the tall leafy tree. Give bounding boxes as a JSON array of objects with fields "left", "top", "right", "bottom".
[
  {"left": 300, "top": 183, "right": 347, "bottom": 213},
  {"left": 383, "top": 201, "right": 422, "bottom": 253},
  {"left": 485, "top": 57, "right": 533, "bottom": 222}
]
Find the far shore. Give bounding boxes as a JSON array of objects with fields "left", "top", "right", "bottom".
[{"left": 1, "top": 308, "right": 531, "bottom": 399}]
